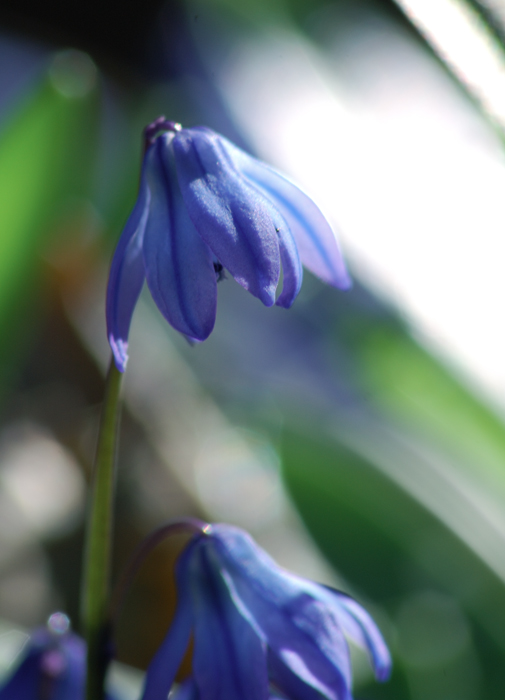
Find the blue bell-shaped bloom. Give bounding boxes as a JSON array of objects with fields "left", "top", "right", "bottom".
[
  {"left": 170, "top": 677, "right": 288, "bottom": 700},
  {"left": 141, "top": 523, "right": 391, "bottom": 700},
  {"left": 107, "top": 119, "right": 351, "bottom": 372},
  {"left": 0, "top": 613, "right": 118, "bottom": 700}
]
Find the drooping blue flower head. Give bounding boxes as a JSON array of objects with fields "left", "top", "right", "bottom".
[
  {"left": 141, "top": 523, "right": 391, "bottom": 700},
  {"left": 0, "top": 613, "right": 118, "bottom": 700},
  {"left": 107, "top": 118, "right": 351, "bottom": 371}
]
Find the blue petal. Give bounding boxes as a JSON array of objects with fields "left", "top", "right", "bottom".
[
  {"left": 268, "top": 648, "right": 348, "bottom": 700},
  {"left": 221, "top": 138, "right": 351, "bottom": 290},
  {"left": 315, "top": 587, "right": 392, "bottom": 682},
  {"left": 141, "top": 540, "right": 197, "bottom": 700},
  {"left": 210, "top": 526, "right": 352, "bottom": 700},
  {"left": 239, "top": 586, "right": 351, "bottom": 700},
  {"left": 171, "top": 678, "right": 200, "bottom": 700},
  {"left": 173, "top": 127, "right": 281, "bottom": 307},
  {"left": 106, "top": 165, "right": 150, "bottom": 372},
  {"left": 191, "top": 544, "right": 269, "bottom": 700},
  {"left": 0, "top": 630, "right": 89, "bottom": 700},
  {"left": 0, "top": 645, "right": 40, "bottom": 699},
  {"left": 275, "top": 222, "right": 303, "bottom": 309},
  {"left": 143, "top": 135, "right": 217, "bottom": 341},
  {"left": 53, "top": 634, "right": 86, "bottom": 700}
]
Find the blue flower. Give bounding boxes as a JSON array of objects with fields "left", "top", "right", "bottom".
[
  {"left": 107, "top": 118, "right": 351, "bottom": 372},
  {"left": 141, "top": 523, "right": 391, "bottom": 700},
  {"left": 0, "top": 613, "right": 118, "bottom": 700},
  {"left": 170, "top": 677, "right": 294, "bottom": 700}
]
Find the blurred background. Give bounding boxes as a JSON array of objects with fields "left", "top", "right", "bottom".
[{"left": 0, "top": 0, "right": 505, "bottom": 698}]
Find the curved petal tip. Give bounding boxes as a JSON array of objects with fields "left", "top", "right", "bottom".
[{"left": 375, "top": 647, "right": 393, "bottom": 682}]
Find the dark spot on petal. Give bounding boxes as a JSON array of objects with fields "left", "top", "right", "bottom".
[{"left": 213, "top": 261, "right": 226, "bottom": 282}]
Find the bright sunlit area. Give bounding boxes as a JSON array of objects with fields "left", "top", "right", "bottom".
[{"left": 211, "top": 0, "right": 505, "bottom": 410}]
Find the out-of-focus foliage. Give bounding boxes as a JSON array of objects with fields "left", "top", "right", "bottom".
[
  {"left": 283, "top": 427, "right": 499, "bottom": 699},
  {"left": 0, "top": 53, "right": 100, "bottom": 393}
]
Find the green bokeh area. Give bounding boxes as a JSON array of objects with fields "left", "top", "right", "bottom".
[
  {"left": 282, "top": 416, "right": 505, "bottom": 700},
  {"left": 0, "top": 73, "right": 99, "bottom": 393},
  {"left": 280, "top": 284, "right": 505, "bottom": 699}
]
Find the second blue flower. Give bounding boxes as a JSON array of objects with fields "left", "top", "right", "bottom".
[{"left": 140, "top": 523, "right": 391, "bottom": 700}]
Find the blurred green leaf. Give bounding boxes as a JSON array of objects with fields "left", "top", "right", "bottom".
[
  {"left": 281, "top": 425, "right": 505, "bottom": 699},
  {"left": 359, "top": 327, "right": 505, "bottom": 489},
  {"left": 330, "top": 289, "right": 505, "bottom": 578},
  {"left": 0, "top": 71, "right": 99, "bottom": 393}
]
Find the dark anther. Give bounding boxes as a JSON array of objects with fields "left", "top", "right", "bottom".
[{"left": 214, "top": 261, "right": 226, "bottom": 282}]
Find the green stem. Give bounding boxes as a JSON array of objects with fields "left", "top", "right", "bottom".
[{"left": 82, "top": 358, "right": 123, "bottom": 700}]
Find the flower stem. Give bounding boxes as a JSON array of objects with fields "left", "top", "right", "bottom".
[{"left": 82, "top": 358, "right": 123, "bottom": 700}]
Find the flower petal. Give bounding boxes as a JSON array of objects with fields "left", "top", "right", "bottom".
[
  {"left": 53, "top": 634, "right": 86, "bottom": 700},
  {"left": 221, "top": 138, "right": 351, "bottom": 290},
  {"left": 210, "top": 527, "right": 352, "bottom": 700},
  {"left": 275, "top": 222, "right": 303, "bottom": 309},
  {"left": 171, "top": 678, "right": 200, "bottom": 700},
  {"left": 191, "top": 544, "right": 269, "bottom": 700},
  {"left": 106, "top": 167, "right": 150, "bottom": 372},
  {"left": 316, "top": 588, "right": 392, "bottom": 681},
  {"left": 233, "top": 584, "right": 351, "bottom": 700},
  {"left": 212, "top": 527, "right": 390, "bottom": 683},
  {"left": 143, "top": 135, "right": 217, "bottom": 341},
  {"left": 268, "top": 648, "right": 349, "bottom": 700},
  {"left": 141, "top": 541, "right": 197, "bottom": 700},
  {"left": 173, "top": 127, "right": 281, "bottom": 307},
  {"left": 0, "top": 643, "right": 41, "bottom": 699},
  {"left": 0, "top": 630, "right": 91, "bottom": 700}
]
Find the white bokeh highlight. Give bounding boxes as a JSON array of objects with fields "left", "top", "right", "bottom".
[{"left": 216, "top": 19, "right": 505, "bottom": 413}]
